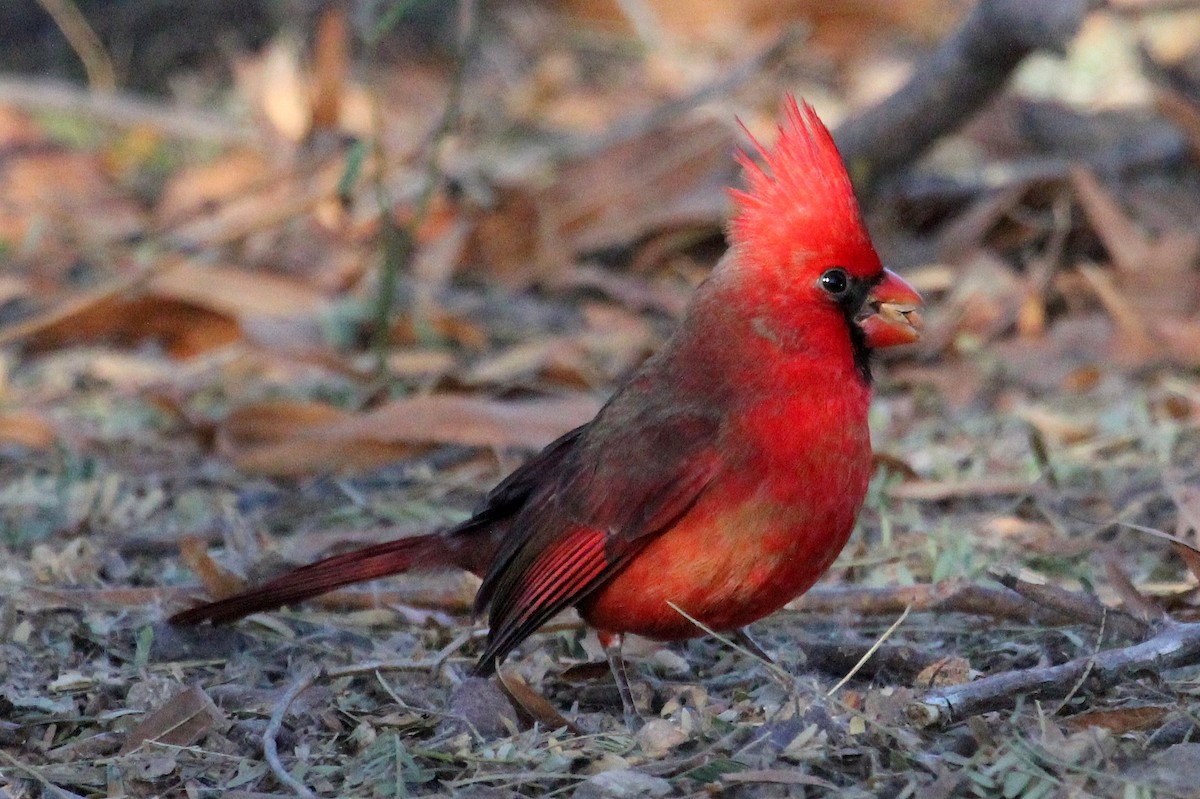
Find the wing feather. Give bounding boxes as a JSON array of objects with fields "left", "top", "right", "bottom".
[{"left": 473, "top": 393, "right": 722, "bottom": 674}]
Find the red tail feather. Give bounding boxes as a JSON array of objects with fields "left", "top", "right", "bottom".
[{"left": 168, "top": 534, "right": 454, "bottom": 625}]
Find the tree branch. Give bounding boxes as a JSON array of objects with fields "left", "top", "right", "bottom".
[
  {"left": 907, "top": 621, "right": 1200, "bottom": 726},
  {"left": 835, "top": 0, "right": 1094, "bottom": 195}
]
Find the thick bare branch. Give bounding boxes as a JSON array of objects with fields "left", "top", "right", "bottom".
[{"left": 835, "top": 0, "right": 1094, "bottom": 195}]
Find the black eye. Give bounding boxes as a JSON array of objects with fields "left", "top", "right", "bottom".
[{"left": 820, "top": 268, "right": 849, "bottom": 296}]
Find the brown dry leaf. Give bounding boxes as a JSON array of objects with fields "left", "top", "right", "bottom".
[
  {"left": 496, "top": 667, "right": 579, "bottom": 733},
  {"left": 1015, "top": 406, "right": 1095, "bottom": 445},
  {"left": 119, "top": 684, "right": 228, "bottom": 755},
  {"left": 391, "top": 309, "right": 489, "bottom": 350},
  {"left": 165, "top": 156, "right": 348, "bottom": 250},
  {"left": 1165, "top": 477, "right": 1200, "bottom": 582},
  {"left": 562, "top": 0, "right": 963, "bottom": 51},
  {"left": 1155, "top": 317, "right": 1200, "bottom": 367},
  {"left": 155, "top": 151, "right": 273, "bottom": 228},
  {"left": 459, "top": 185, "right": 572, "bottom": 289},
  {"left": 23, "top": 294, "right": 242, "bottom": 359},
  {"left": 222, "top": 394, "right": 600, "bottom": 477},
  {"left": 886, "top": 477, "right": 1030, "bottom": 502},
  {"left": 919, "top": 252, "right": 1024, "bottom": 354},
  {"left": 337, "top": 394, "right": 601, "bottom": 450},
  {"left": 1071, "top": 167, "right": 1149, "bottom": 277},
  {"left": 0, "top": 410, "right": 58, "bottom": 450},
  {"left": 178, "top": 536, "right": 246, "bottom": 601},
  {"left": 1061, "top": 704, "right": 1169, "bottom": 734},
  {"left": 310, "top": 3, "right": 348, "bottom": 133},
  {"left": 542, "top": 114, "right": 734, "bottom": 256},
  {"left": 1075, "top": 264, "right": 1158, "bottom": 361},
  {"left": 1173, "top": 540, "right": 1200, "bottom": 585},
  {"left": 1071, "top": 168, "right": 1200, "bottom": 318},
  {"left": 1103, "top": 555, "right": 1169, "bottom": 623},
  {"left": 149, "top": 262, "right": 328, "bottom": 320},
  {"left": 0, "top": 108, "right": 143, "bottom": 265},
  {"left": 217, "top": 399, "right": 351, "bottom": 453},
  {"left": 22, "top": 585, "right": 195, "bottom": 613},
  {"left": 914, "top": 656, "right": 972, "bottom": 688}
]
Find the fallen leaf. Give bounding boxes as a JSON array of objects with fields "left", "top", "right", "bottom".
[
  {"left": 1061, "top": 704, "right": 1169, "bottom": 734},
  {"left": 178, "top": 536, "right": 247, "bottom": 601},
  {"left": 886, "top": 477, "right": 1030, "bottom": 501},
  {"left": 542, "top": 113, "right": 734, "bottom": 256},
  {"left": 222, "top": 394, "right": 601, "bottom": 477},
  {"left": 23, "top": 294, "right": 241, "bottom": 359},
  {"left": 120, "top": 684, "right": 228, "bottom": 755},
  {"left": 914, "top": 656, "right": 972, "bottom": 688},
  {"left": 0, "top": 410, "right": 58, "bottom": 450},
  {"left": 496, "top": 667, "right": 579, "bottom": 733}
]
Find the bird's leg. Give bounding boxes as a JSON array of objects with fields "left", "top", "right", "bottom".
[
  {"left": 731, "top": 627, "right": 777, "bottom": 664},
  {"left": 598, "top": 631, "right": 640, "bottom": 727}
]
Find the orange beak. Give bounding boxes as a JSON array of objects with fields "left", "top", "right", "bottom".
[{"left": 857, "top": 268, "right": 923, "bottom": 349}]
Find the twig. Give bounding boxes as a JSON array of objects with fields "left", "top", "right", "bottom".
[
  {"left": 908, "top": 620, "right": 1200, "bottom": 726},
  {"left": 828, "top": 605, "right": 911, "bottom": 696},
  {"left": 667, "top": 601, "right": 794, "bottom": 687},
  {"left": 324, "top": 629, "right": 479, "bottom": 679},
  {"left": 0, "top": 77, "right": 259, "bottom": 147},
  {"left": 990, "top": 571, "right": 1150, "bottom": 640},
  {"left": 0, "top": 748, "right": 77, "bottom": 799},
  {"left": 787, "top": 580, "right": 1078, "bottom": 627},
  {"left": 834, "top": 0, "right": 1094, "bottom": 195},
  {"left": 262, "top": 633, "right": 476, "bottom": 798},
  {"left": 0, "top": 258, "right": 183, "bottom": 348},
  {"left": 33, "top": 0, "right": 115, "bottom": 92},
  {"left": 264, "top": 665, "right": 321, "bottom": 799},
  {"left": 794, "top": 635, "right": 944, "bottom": 681},
  {"left": 368, "top": 0, "right": 482, "bottom": 372}
]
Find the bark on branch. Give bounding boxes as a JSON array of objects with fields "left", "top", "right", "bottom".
[
  {"left": 834, "top": 0, "right": 1095, "bottom": 196},
  {"left": 907, "top": 621, "right": 1200, "bottom": 727}
]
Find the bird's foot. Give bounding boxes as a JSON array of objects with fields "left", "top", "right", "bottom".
[
  {"left": 601, "top": 631, "right": 644, "bottom": 729},
  {"left": 731, "top": 628, "right": 778, "bottom": 665}
]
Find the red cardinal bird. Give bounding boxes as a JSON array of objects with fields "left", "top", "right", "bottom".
[{"left": 171, "top": 97, "right": 922, "bottom": 720}]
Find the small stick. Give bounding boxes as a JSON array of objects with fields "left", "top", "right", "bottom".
[
  {"left": 263, "top": 665, "right": 321, "bottom": 799},
  {"left": 828, "top": 605, "right": 911, "bottom": 696},
  {"left": 0, "top": 77, "right": 258, "bottom": 146},
  {"left": 990, "top": 571, "right": 1150, "bottom": 639},
  {"left": 262, "top": 632, "right": 476, "bottom": 798},
  {"left": 908, "top": 620, "right": 1200, "bottom": 726}
]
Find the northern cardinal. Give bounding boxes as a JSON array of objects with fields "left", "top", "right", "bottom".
[{"left": 171, "top": 97, "right": 922, "bottom": 721}]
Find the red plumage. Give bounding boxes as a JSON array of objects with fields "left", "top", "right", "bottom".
[{"left": 171, "top": 97, "right": 923, "bottom": 712}]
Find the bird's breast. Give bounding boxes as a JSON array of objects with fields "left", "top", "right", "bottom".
[{"left": 579, "top": 430, "right": 872, "bottom": 639}]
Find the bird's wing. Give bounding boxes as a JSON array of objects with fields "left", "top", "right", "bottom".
[{"left": 473, "top": 402, "right": 722, "bottom": 673}]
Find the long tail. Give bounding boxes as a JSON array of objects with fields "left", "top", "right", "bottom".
[{"left": 169, "top": 534, "right": 456, "bottom": 625}]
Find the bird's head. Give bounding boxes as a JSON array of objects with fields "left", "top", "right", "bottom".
[{"left": 727, "top": 97, "right": 922, "bottom": 377}]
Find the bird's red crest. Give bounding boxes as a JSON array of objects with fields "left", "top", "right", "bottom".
[{"left": 730, "top": 97, "right": 878, "bottom": 276}]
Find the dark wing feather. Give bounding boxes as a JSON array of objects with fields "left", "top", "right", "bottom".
[
  {"left": 472, "top": 395, "right": 722, "bottom": 674},
  {"left": 437, "top": 425, "right": 589, "bottom": 575}
]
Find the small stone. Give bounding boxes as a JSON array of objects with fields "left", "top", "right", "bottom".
[{"left": 442, "top": 677, "right": 519, "bottom": 738}]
